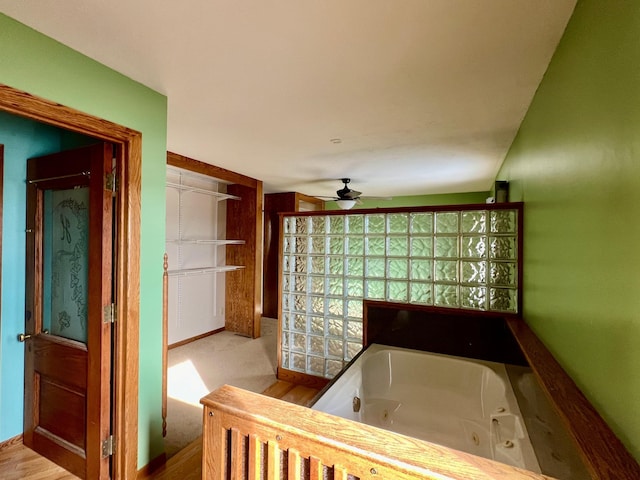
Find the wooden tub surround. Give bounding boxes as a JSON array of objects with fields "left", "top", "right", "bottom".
[
  {"left": 199, "top": 301, "right": 640, "bottom": 480},
  {"left": 201, "top": 385, "right": 554, "bottom": 480}
]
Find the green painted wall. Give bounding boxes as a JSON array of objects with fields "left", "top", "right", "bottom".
[
  {"left": 324, "top": 191, "right": 489, "bottom": 210},
  {"left": 0, "top": 14, "right": 167, "bottom": 467},
  {"left": 497, "top": 0, "right": 640, "bottom": 461}
]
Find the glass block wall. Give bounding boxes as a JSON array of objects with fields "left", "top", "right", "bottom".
[{"left": 280, "top": 207, "right": 520, "bottom": 379}]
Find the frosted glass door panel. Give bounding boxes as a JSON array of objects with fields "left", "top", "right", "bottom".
[{"left": 42, "top": 188, "right": 89, "bottom": 343}]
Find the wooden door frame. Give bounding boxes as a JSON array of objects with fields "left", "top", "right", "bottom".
[{"left": 0, "top": 84, "right": 140, "bottom": 479}]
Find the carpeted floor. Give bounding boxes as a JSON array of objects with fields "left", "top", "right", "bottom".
[{"left": 164, "top": 317, "right": 278, "bottom": 458}]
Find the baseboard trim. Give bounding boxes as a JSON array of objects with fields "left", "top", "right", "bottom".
[
  {"left": 168, "top": 327, "right": 225, "bottom": 350},
  {"left": 0, "top": 434, "right": 23, "bottom": 453},
  {"left": 136, "top": 452, "right": 167, "bottom": 479}
]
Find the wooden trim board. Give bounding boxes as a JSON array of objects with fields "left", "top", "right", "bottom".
[{"left": 506, "top": 318, "right": 640, "bottom": 480}]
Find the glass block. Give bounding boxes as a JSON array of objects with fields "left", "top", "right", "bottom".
[
  {"left": 311, "top": 216, "right": 327, "bottom": 235},
  {"left": 346, "top": 215, "right": 364, "bottom": 234},
  {"left": 281, "top": 331, "right": 289, "bottom": 349},
  {"left": 308, "top": 335, "right": 324, "bottom": 355},
  {"left": 410, "top": 237, "right": 433, "bottom": 257},
  {"left": 490, "top": 236, "right": 517, "bottom": 260},
  {"left": 293, "top": 294, "right": 307, "bottom": 312},
  {"left": 435, "top": 236, "right": 458, "bottom": 257},
  {"left": 347, "top": 278, "right": 364, "bottom": 297},
  {"left": 327, "top": 298, "right": 343, "bottom": 317},
  {"left": 328, "top": 257, "right": 344, "bottom": 275},
  {"left": 281, "top": 350, "right": 289, "bottom": 369},
  {"left": 388, "top": 237, "right": 409, "bottom": 256},
  {"left": 365, "top": 258, "right": 385, "bottom": 278},
  {"left": 308, "top": 356, "right": 325, "bottom": 376},
  {"left": 410, "top": 212, "right": 433, "bottom": 234},
  {"left": 347, "top": 236, "right": 364, "bottom": 255},
  {"left": 282, "top": 274, "right": 291, "bottom": 292},
  {"left": 491, "top": 210, "right": 517, "bottom": 233},
  {"left": 387, "top": 213, "right": 409, "bottom": 233},
  {"left": 490, "top": 288, "right": 518, "bottom": 312},
  {"left": 327, "top": 276, "right": 344, "bottom": 296},
  {"left": 326, "top": 359, "right": 344, "bottom": 378},
  {"left": 346, "top": 257, "right": 364, "bottom": 277},
  {"left": 281, "top": 313, "right": 290, "bottom": 331},
  {"left": 294, "top": 236, "right": 308, "bottom": 254},
  {"left": 346, "top": 320, "right": 363, "bottom": 340},
  {"left": 435, "top": 284, "right": 458, "bottom": 307},
  {"left": 281, "top": 293, "right": 290, "bottom": 311},
  {"left": 284, "top": 216, "right": 293, "bottom": 235},
  {"left": 295, "top": 217, "right": 309, "bottom": 235},
  {"left": 327, "top": 318, "right": 344, "bottom": 338},
  {"left": 490, "top": 262, "right": 517, "bottom": 286},
  {"left": 388, "top": 259, "right": 409, "bottom": 279},
  {"left": 347, "top": 300, "right": 363, "bottom": 319},
  {"left": 329, "top": 236, "right": 344, "bottom": 255},
  {"left": 310, "top": 236, "right": 326, "bottom": 254},
  {"left": 310, "top": 296, "right": 324, "bottom": 315},
  {"left": 292, "top": 333, "right": 307, "bottom": 352},
  {"left": 387, "top": 281, "right": 408, "bottom": 302},
  {"left": 293, "top": 256, "right": 307, "bottom": 273},
  {"left": 292, "top": 314, "right": 306, "bottom": 332},
  {"left": 461, "top": 236, "right": 487, "bottom": 258},
  {"left": 462, "top": 261, "right": 486, "bottom": 284},
  {"left": 366, "top": 280, "right": 385, "bottom": 299},
  {"left": 310, "top": 316, "right": 324, "bottom": 335},
  {"left": 309, "top": 275, "right": 324, "bottom": 294},
  {"left": 410, "top": 259, "right": 433, "bottom": 280},
  {"left": 283, "top": 237, "right": 293, "bottom": 253},
  {"left": 326, "top": 339, "right": 343, "bottom": 358},
  {"left": 346, "top": 342, "right": 362, "bottom": 361},
  {"left": 410, "top": 283, "right": 433, "bottom": 304},
  {"left": 365, "top": 214, "right": 385, "bottom": 234},
  {"left": 294, "top": 275, "right": 307, "bottom": 293},
  {"left": 435, "top": 212, "right": 459, "bottom": 233},
  {"left": 282, "top": 255, "right": 291, "bottom": 273},
  {"left": 461, "top": 286, "right": 487, "bottom": 310},
  {"left": 329, "top": 215, "right": 345, "bottom": 234},
  {"left": 435, "top": 260, "right": 458, "bottom": 282},
  {"left": 461, "top": 211, "right": 487, "bottom": 233},
  {"left": 291, "top": 353, "right": 306, "bottom": 372},
  {"left": 366, "top": 237, "right": 385, "bottom": 256},
  {"left": 309, "top": 256, "right": 325, "bottom": 274}
]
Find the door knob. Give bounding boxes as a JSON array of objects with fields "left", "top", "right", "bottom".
[{"left": 17, "top": 333, "right": 32, "bottom": 342}]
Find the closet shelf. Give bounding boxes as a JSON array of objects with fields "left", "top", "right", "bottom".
[
  {"left": 166, "top": 239, "right": 245, "bottom": 246},
  {"left": 166, "top": 181, "right": 241, "bottom": 201},
  {"left": 168, "top": 265, "right": 245, "bottom": 277}
]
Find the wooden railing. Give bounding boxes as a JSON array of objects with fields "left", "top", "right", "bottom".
[{"left": 201, "top": 385, "right": 554, "bottom": 480}]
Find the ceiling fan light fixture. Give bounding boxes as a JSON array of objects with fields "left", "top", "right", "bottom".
[{"left": 335, "top": 199, "right": 356, "bottom": 210}]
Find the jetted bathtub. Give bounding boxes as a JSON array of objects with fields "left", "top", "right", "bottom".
[{"left": 312, "top": 344, "right": 541, "bottom": 473}]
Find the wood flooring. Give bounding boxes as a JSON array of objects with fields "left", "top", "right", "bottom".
[{"left": 0, "top": 381, "right": 319, "bottom": 480}]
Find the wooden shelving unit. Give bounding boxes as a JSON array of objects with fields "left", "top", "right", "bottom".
[{"left": 167, "top": 152, "right": 263, "bottom": 339}]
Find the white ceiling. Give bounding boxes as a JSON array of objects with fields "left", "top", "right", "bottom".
[{"left": 0, "top": 0, "right": 576, "bottom": 198}]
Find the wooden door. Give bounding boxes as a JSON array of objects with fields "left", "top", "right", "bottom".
[{"left": 23, "top": 143, "right": 114, "bottom": 479}]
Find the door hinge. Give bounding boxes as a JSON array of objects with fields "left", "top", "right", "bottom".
[
  {"left": 102, "top": 435, "right": 115, "bottom": 458},
  {"left": 103, "top": 303, "right": 116, "bottom": 324},
  {"left": 105, "top": 172, "right": 118, "bottom": 193}
]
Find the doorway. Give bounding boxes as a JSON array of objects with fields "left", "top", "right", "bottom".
[{"left": 0, "top": 84, "right": 141, "bottom": 479}]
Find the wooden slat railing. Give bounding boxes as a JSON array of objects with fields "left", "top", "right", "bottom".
[{"left": 201, "top": 385, "right": 555, "bottom": 480}]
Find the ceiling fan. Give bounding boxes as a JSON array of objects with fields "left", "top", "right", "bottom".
[{"left": 318, "top": 178, "right": 389, "bottom": 210}]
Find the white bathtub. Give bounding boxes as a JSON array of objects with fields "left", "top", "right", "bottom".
[{"left": 312, "top": 344, "right": 541, "bottom": 473}]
